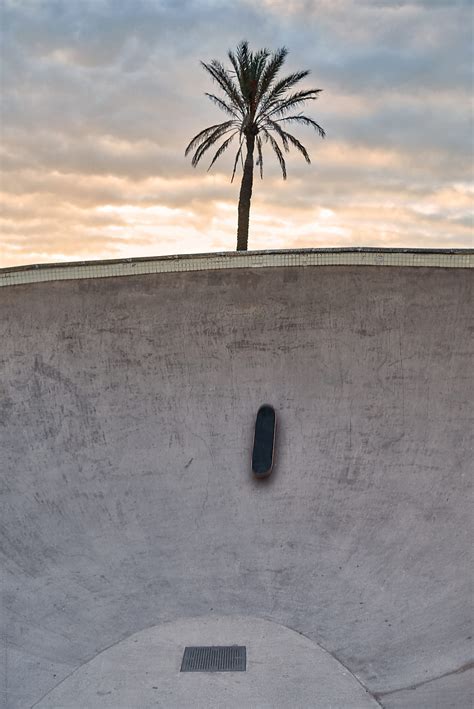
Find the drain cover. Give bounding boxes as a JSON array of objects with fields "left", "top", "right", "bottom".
[{"left": 180, "top": 645, "right": 246, "bottom": 672}]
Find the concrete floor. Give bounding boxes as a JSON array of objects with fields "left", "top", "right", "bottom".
[{"left": 1, "top": 254, "right": 472, "bottom": 708}]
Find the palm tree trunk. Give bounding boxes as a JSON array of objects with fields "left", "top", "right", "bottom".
[{"left": 236, "top": 135, "right": 255, "bottom": 251}]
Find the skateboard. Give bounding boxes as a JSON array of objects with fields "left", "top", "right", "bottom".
[{"left": 252, "top": 404, "right": 276, "bottom": 478}]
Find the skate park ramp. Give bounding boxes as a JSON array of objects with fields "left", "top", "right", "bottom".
[{"left": 1, "top": 248, "right": 473, "bottom": 708}]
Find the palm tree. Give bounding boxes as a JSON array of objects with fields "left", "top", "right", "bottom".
[{"left": 185, "top": 40, "right": 325, "bottom": 251}]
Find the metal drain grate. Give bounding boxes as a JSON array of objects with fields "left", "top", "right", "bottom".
[{"left": 180, "top": 645, "right": 246, "bottom": 672}]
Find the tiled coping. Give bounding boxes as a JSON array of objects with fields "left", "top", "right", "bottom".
[{"left": 1, "top": 248, "right": 472, "bottom": 288}]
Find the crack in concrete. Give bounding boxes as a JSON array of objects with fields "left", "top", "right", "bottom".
[
  {"left": 374, "top": 660, "right": 474, "bottom": 700},
  {"left": 271, "top": 618, "right": 384, "bottom": 708}
]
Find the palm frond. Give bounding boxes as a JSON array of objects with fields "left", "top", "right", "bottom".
[
  {"left": 276, "top": 113, "right": 326, "bottom": 138},
  {"left": 230, "top": 137, "right": 245, "bottom": 183},
  {"left": 201, "top": 60, "right": 244, "bottom": 112},
  {"left": 261, "top": 128, "right": 287, "bottom": 179},
  {"left": 230, "top": 42, "right": 269, "bottom": 110},
  {"left": 256, "top": 47, "right": 288, "bottom": 105},
  {"left": 228, "top": 42, "right": 250, "bottom": 97},
  {"left": 207, "top": 131, "right": 238, "bottom": 171},
  {"left": 191, "top": 124, "right": 236, "bottom": 167},
  {"left": 285, "top": 132, "right": 311, "bottom": 162},
  {"left": 265, "top": 89, "right": 322, "bottom": 119},
  {"left": 257, "top": 70, "right": 310, "bottom": 116},
  {"left": 205, "top": 93, "right": 241, "bottom": 118},
  {"left": 227, "top": 48, "right": 244, "bottom": 91},
  {"left": 236, "top": 40, "right": 250, "bottom": 85},
  {"left": 251, "top": 49, "right": 270, "bottom": 86},
  {"left": 267, "top": 121, "right": 311, "bottom": 163},
  {"left": 185, "top": 120, "right": 235, "bottom": 157},
  {"left": 256, "top": 135, "right": 264, "bottom": 179},
  {"left": 263, "top": 119, "right": 290, "bottom": 151}
]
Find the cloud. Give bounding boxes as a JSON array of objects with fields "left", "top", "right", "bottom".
[{"left": 1, "top": 0, "right": 472, "bottom": 267}]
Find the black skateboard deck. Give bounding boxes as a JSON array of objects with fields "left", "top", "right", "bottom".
[{"left": 252, "top": 405, "right": 276, "bottom": 478}]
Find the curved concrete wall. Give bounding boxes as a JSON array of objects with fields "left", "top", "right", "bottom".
[{"left": 1, "top": 256, "right": 472, "bottom": 707}]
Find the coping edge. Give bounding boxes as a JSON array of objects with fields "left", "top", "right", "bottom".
[{"left": 1, "top": 248, "right": 473, "bottom": 288}]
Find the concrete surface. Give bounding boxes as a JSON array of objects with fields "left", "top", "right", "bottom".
[
  {"left": 34, "top": 616, "right": 379, "bottom": 708},
  {"left": 1, "top": 256, "right": 473, "bottom": 708}
]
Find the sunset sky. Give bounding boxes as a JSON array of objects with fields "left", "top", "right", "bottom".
[{"left": 1, "top": 0, "right": 472, "bottom": 268}]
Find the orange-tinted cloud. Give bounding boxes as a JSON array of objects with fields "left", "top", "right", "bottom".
[{"left": 1, "top": 0, "right": 472, "bottom": 267}]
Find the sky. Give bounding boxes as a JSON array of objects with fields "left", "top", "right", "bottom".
[{"left": 1, "top": 0, "right": 472, "bottom": 268}]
